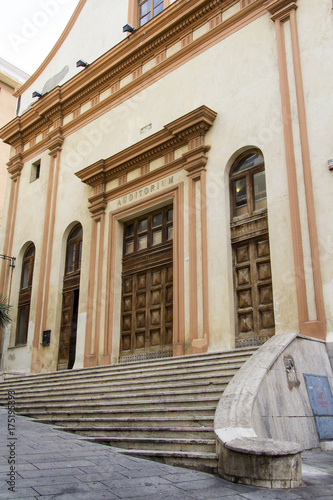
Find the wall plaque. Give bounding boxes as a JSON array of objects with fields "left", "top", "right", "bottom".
[{"left": 304, "top": 374, "right": 333, "bottom": 440}]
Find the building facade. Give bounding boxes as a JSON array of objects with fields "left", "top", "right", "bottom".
[{"left": 0, "top": 0, "right": 332, "bottom": 374}]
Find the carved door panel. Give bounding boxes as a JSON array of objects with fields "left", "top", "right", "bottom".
[
  {"left": 233, "top": 235, "right": 275, "bottom": 347},
  {"left": 58, "top": 291, "right": 74, "bottom": 370},
  {"left": 120, "top": 205, "right": 173, "bottom": 362},
  {"left": 149, "top": 264, "right": 173, "bottom": 352},
  {"left": 121, "top": 264, "right": 173, "bottom": 361}
]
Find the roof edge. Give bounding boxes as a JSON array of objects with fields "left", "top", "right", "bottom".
[{"left": 13, "top": 0, "right": 87, "bottom": 98}]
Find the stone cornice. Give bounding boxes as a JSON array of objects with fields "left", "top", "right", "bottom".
[
  {"left": 266, "top": 0, "right": 298, "bottom": 20},
  {"left": 76, "top": 105, "right": 217, "bottom": 188}
]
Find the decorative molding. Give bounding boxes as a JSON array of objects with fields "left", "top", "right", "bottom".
[
  {"left": 269, "top": 0, "right": 325, "bottom": 339},
  {"left": 267, "top": 0, "right": 297, "bottom": 21},
  {"left": 76, "top": 105, "right": 217, "bottom": 188},
  {"left": 47, "top": 132, "right": 64, "bottom": 157},
  {"left": 7, "top": 155, "right": 24, "bottom": 180},
  {"left": 78, "top": 106, "right": 216, "bottom": 219}
]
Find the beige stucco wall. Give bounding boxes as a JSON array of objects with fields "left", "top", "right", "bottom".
[
  {"left": 1, "top": 0, "right": 332, "bottom": 372},
  {"left": 298, "top": 0, "right": 333, "bottom": 340}
]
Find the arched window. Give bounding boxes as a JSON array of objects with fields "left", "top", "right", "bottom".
[
  {"left": 16, "top": 244, "right": 35, "bottom": 345},
  {"left": 230, "top": 151, "right": 274, "bottom": 347},
  {"left": 230, "top": 152, "right": 267, "bottom": 219},
  {"left": 65, "top": 225, "right": 83, "bottom": 276}
]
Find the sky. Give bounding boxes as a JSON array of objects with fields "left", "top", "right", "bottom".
[{"left": 0, "top": 0, "right": 81, "bottom": 77}]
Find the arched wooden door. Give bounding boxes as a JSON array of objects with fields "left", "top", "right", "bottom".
[
  {"left": 16, "top": 244, "right": 35, "bottom": 346},
  {"left": 58, "top": 225, "right": 82, "bottom": 370},
  {"left": 230, "top": 152, "right": 275, "bottom": 347},
  {"left": 120, "top": 205, "right": 173, "bottom": 362}
]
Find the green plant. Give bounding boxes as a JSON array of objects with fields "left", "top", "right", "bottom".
[{"left": 0, "top": 295, "right": 11, "bottom": 329}]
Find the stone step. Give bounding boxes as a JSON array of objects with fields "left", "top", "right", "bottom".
[
  {"left": 0, "top": 380, "right": 228, "bottom": 403},
  {"left": 117, "top": 449, "right": 218, "bottom": 474},
  {"left": 0, "top": 348, "right": 257, "bottom": 387},
  {"left": 0, "top": 347, "right": 256, "bottom": 473},
  {"left": 14, "top": 395, "right": 221, "bottom": 414},
  {"left": 80, "top": 436, "right": 216, "bottom": 453},
  {"left": 23, "top": 406, "right": 217, "bottom": 420},
  {"left": 0, "top": 368, "right": 238, "bottom": 396},
  {"left": 56, "top": 425, "right": 214, "bottom": 439},
  {"left": 35, "top": 415, "right": 214, "bottom": 428},
  {"left": 0, "top": 373, "right": 233, "bottom": 401},
  {"left": 1, "top": 386, "right": 224, "bottom": 407}
]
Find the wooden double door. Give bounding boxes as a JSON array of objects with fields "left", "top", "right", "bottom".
[{"left": 120, "top": 205, "right": 174, "bottom": 362}]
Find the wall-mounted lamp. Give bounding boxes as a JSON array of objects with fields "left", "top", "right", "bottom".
[
  {"left": 123, "top": 23, "right": 136, "bottom": 33},
  {"left": 76, "top": 59, "right": 89, "bottom": 68},
  {"left": 32, "top": 91, "right": 43, "bottom": 99}
]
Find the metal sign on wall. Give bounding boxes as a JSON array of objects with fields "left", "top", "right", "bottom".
[{"left": 304, "top": 374, "right": 333, "bottom": 441}]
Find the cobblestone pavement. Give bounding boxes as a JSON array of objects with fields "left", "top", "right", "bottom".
[{"left": 0, "top": 407, "right": 332, "bottom": 499}]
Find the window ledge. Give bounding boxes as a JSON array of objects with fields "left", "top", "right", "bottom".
[{"left": 8, "top": 344, "right": 27, "bottom": 350}]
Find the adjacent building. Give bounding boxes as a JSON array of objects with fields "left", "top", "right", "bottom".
[{"left": 0, "top": 58, "right": 29, "bottom": 226}]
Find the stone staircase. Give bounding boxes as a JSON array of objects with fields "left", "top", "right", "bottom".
[{"left": 0, "top": 348, "right": 257, "bottom": 473}]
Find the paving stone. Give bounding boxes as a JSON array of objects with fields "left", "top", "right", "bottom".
[
  {"left": 198, "top": 497, "right": 248, "bottom": 500},
  {"left": 72, "top": 471, "right": 126, "bottom": 482},
  {"left": 32, "top": 459, "right": 95, "bottom": 470},
  {"left": 77, "top": 463, "right": 132, "bottom": 474},
  {"left": 32, "top": 480, "right": 112, "bottom": 496},
  {"left": 16, "top": 467, "right": 88, "bottom": 479},
  {"left": 292, "top": 484, "right": 333, "bottom": 497},
  {"left": 100, "top": 474, "right": 172, "bottom": 489},
  {"left": 39, "top": 493, "right": 118, "bottom": 500},
  {"left": 175, "top": 477, "right": 229, "bottom": 490},
  {"left": 160, "top": 471, "right": 214, "bottom": 483},
  {"left": 109, "top": 483, "right": 192, "bottom": 498},
  {"left": 129, "top": 495, "right": 198, "bottom": 500},
  {"left": 239, "top": 490, "right": 303, "bottom": 499},
  {"left": 16, "top": 453, "right": 76, "bottom": 463},
  {"left": 187, "top": 485, "right": 256, "bottom": 500},
  {"left": 16, "top": 474, "right": 88, "bottom": 488},
  {"left": 0, "top": 487, "right": 39, "bottom": 499},
  {"left": 0, "top": 464, "right": 36, "bottom": 473}
]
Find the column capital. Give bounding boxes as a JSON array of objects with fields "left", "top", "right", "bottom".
[
  {"left": 47, "top": 131, "right": 64, "bottom": 157},
  {"left": 183, "top": 145, "right": 211, "bottom": 177},
  {"left": 88, "top": 189, "right": 107, "bottom": 219},
  {"left": 7, "top": 154, "right": 24, "bottom": 180},
  {"left": 267, "top": 0, "right": 297, "bottom": 21}
]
